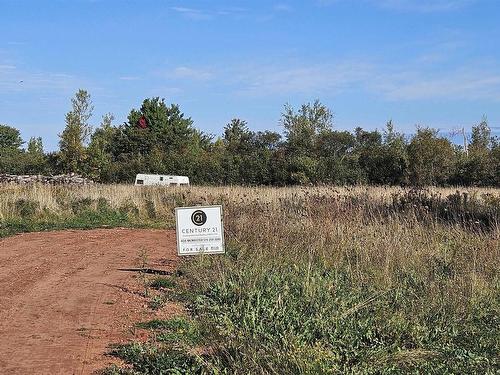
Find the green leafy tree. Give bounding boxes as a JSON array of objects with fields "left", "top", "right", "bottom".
[
  {"left": 408, "top": 127, "right": 455, "bottom": 186},
  {"left": 86, "top": 113, "right": 116, "bottom": 181},
  {"left": 59, "top": 90, "right": 94, "bottom": 173},
  {"left": 316, "top": 130, "right": 362, "bottom": 184},
  {"left": 281, "top": 100, "right": 333, "bottom": 156},
  {"left": 381, "top": 121, "right": 408, "bottom": 185},
  {"left": 0, "top": 124, "right": 23, "bottom": 150},
  {"left": 455, "top": 117, "right": 498, "bottom": 186},
  {"left": 354, "top": 127, "right": 384, "bottom": 184},
  {"left": 0, "top": 124, "right": 24, "bottom": 173},
  {"left": 22, "top": 137, "right": 48, "bottom": 174},
  {"left": 281, "top": 100, "right": 333, "bottom": 184},
  {"left": 222, "top": 119, "right": 254, "bottom": 184}
]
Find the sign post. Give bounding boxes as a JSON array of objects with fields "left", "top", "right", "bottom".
[{"left": 175, "top": 205, "right": 225, "bottom": 256}]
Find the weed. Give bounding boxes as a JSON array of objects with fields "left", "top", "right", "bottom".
[
  {"left": 149, "top": 277, "right": 176, "bottom": 290},
  {"left": 109, "top": 342, "right": 202, "bottom": 374},
  {"left": 147, "top": 295, "right": 166, "bottom": 310},
  {"left": 136, "top": 318, "right": 202, "bottom": 345}
]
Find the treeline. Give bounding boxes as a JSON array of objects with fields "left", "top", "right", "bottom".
[{"left": 1, "top": 90, "right": 498, "bottom": 186}]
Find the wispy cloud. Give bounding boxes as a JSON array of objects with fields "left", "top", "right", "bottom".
[
  {"left": 170, "top": 6, "right": 212, "bottom": 20},
  {"left": 170, "top": 6, "right": 247, "bottom": 20},
  {"left": 234, "top": 61, "right": 372, "bottom": 95},
  {"left": 274, "top": 3, "right": 293, "bottom": 12},
  {"left": 0, "top": 63, "right": 79, "bottom": 92},
  {"left": 229, "top": 59, "right": 500, "bottom": 102},
  {"left": 168, "top": 66, "right": 214, "bottom": 81},
  {"left": 317, "top": 0, "right": 475, "bottom": 12},
  {"left": 377, "top": 0, "right": 475, "bottom": 12},
  {"left": 119, "top": 76, "right": 140, "bottom": 81},
  {"left": 372, "top": 69, "right": 500, "bottom": 101}
]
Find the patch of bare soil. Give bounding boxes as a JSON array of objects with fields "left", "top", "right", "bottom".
[{"left": 0, "top": 228, "right": 181, "bottom": 375}]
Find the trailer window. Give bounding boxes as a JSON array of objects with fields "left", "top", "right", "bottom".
[
  {"left": 160, "top": 177, "right": 164, "bottom": 181},
  {"left": 136, "top": 179, "right": 144, "bottom": 185}
]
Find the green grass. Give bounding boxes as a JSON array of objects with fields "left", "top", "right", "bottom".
[
  {"left": 149, "top": 277, "right": 176, "bottom": 290},
  {"left": 107, "top": 342, "right": 202, "bottom": 374},
  {"left": 136, "top": 317, "right": 202, "bottom": 345},
  {"left": 187, "top": 262, "right": 498, "bottom": 374},
  {"left": 0, "top": 199, "right": 166, "bottom": 238}
]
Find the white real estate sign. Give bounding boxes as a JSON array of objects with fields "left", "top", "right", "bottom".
[{"left": 175, "top": 205, "right": 225, "bottom": 256}]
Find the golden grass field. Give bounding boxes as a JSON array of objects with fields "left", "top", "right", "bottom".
[{"left": 1, "top": 183, "right": 498, "bottom": 220}]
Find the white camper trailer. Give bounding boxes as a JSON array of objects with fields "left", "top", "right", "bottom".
[{"left": 134, "top": 174, "right": 190, "bottom": 186}]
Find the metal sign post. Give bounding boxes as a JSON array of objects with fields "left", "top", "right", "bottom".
[{"left": 175, "top": 205, "right": 225, "bottom": 256}]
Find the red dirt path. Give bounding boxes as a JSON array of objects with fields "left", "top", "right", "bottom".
[{"left": 0, "top": 228, "right": 180, "bottom": 375}]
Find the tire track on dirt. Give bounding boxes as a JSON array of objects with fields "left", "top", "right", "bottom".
[{"left": 0, "top": 228, "right": 179, "bottom": 374}]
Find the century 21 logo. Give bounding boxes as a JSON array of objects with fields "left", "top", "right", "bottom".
[{"left": 191, "top": 210, "right": 207, "bottom": 226}]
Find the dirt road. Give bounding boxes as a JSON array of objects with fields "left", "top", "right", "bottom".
[{"left": 0, "top": 228, "right": 180, "bottom": 375}]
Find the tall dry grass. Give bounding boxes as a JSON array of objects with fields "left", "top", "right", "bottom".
[{"left": 0, "top": 183, "right": 498, "bottom": 220}]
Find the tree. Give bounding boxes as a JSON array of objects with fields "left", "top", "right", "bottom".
[
  {"left": 281, "top": 100, "right": 333, "bottom": 184},
  {"left": 455, "top": 117, "right": 497, "bottom": 186},
  {"left": 281, "top": 100, "right": 333, "bottom": 156},
  {"left": 221, "top": 119, "right": 254, "bottom": 184},
  {"left": 316, "top": 130, "right": 362, "bottom": 184},
  {"left": 0, "top": 124, "right": 23, "bottom": 150},
  {"left": 71, "top": 89, "right": 94, "bottom": 144},
  {"left": 407, "top": 127, "right": 455, "bottom": 186},
  {"left": 381, "top": 121, "right": 408, "bottom": 185},
  {"left": 469, "top": 116, "right": 491, "bottom": 153},
  {"left": 124, "top": 97, "right": 195, "bottom": 153},
  {"left": 59, "top": 90, "right": 94, "bottom": 173},
  {"left": 23, "top": 137, "right": 48, "bottom": 174},
  {"left": 354, "top": 127, "right": 384, "bottom": 184},
  {"left": 0, "top": 124, "right": 24, "bottom": 173},
  {"left": 86, "top": 113, "right": 116, "bottom": 181},
  {"left": 106, "top": 98, "right": 199, "bottom": 181}
]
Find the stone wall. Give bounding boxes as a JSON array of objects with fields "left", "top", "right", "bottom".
[{"left": 0, "top": 173, "right": 94, "bottom": 185}]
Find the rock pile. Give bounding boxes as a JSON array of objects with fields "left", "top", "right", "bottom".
[{"left": 0, "top": 173, "right": 94, "bottom": 185}]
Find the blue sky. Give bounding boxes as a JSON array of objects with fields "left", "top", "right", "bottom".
[{"left": 1, "top": 0, "right": 499, "bottom": 150}]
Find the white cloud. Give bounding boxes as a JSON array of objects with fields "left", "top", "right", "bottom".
[
  {"left": 274, "top": 3, "right": 293, "bottom": 12},
  {"left": 119, "top": 76, "right": 140, "bottom": 81},
  {"left": 170, "top": 6, "right": 247, "bottom": 20},
  {"left": 229, "top": 59, "right": 500, "bottom": 102},
  {"left": 372, "top": 69, "right": 500, "bottom": 101},
  {"left": 317, "top": 0, "right": 474, "bottom": 12},
  {"left": 234, "top": 61, "right": 372, "bottom": 95},
  {"left": 377, "top": 0, "right": 474, "bottom": 12},
  {"left": 169, "top": 66, "right": 214, "bottom": 81},
  {"left": 170, "top": 6, "right": 212, "bottom": 20}
]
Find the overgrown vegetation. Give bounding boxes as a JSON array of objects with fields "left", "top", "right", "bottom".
[
  {"left": 1, "top": 91, "right": 499, "bottom": 186},
  {"left": 93, "top": 185, "right": 499, "bottom": 374},
  {"left": 1, "top": 185, "right": 498, "bottom": 373}
]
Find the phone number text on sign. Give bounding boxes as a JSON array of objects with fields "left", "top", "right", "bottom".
[{"left": 175, "top": 205, "right": 225, "bottom": 256}]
